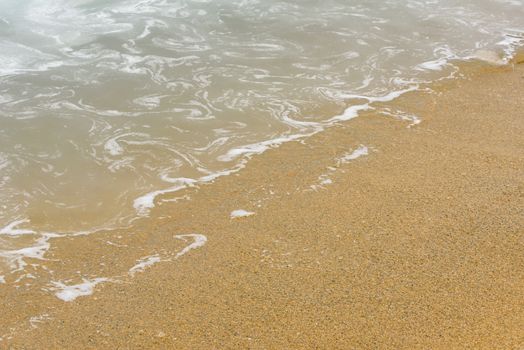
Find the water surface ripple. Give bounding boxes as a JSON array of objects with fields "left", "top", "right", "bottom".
[{"left": 0, "top": 0, "right": 523, "bottom": 277}]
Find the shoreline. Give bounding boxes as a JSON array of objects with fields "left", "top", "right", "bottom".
[{"left": 2, "top": 59, "right": 524, "bottom": 348}]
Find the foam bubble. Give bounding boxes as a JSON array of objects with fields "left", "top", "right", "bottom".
[
  {"left": 337, "top": 145, "right": 369, "bottom": 164},
  {"left": 104, "top": 137, "right": 124, "bottom": 156},
  {"left": 51, "top": 278, "right": 109, "bottom": 302},
  {"left": 230, "top": 209, "right": 255, "bottom": 219},
  {"left": 320, "top": 177, "right": 333, "bottom": 185}
]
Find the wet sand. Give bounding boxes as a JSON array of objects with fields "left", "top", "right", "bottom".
[{"left": 2, "top": 60, "right": 524, "bottom": 348}]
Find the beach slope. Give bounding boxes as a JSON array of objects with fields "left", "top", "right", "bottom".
[{"left": 4, "top": 62, "right": 524, "bottom": 349}]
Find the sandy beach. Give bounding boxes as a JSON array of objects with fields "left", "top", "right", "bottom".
[{"left": 2, "top": 59, "right": 523, "bottom": 348}]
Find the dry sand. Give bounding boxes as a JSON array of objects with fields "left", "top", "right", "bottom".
[{"left": 1, "top": 60, "right": 523, "bottom": 349}]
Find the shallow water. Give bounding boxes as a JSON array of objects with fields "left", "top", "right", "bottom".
[{"left": 0, "top": 0, "right": 523, "bottom": 277}]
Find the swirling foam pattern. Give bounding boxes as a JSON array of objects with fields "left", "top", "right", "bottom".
[{"left": 0, "top": 0, "right": 523, "bottom": 275}]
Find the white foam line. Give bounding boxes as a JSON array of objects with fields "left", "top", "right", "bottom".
[
  {"left": 0, "top": 222, "right": 136, "bottom": 282},
  {"left": 217, "top": 131, "right": 319, "bottom": 162},
  {"left": 128, "top": 254, "right": 161, "bottom": 276},
  {"left": 378, "top": 108, "right": 421, "bottom": 128},
  {"left": 337, "top": 145, "right": 369, "bottom": 164},
  {"left": 103, "top": 132, "right": 151, "bottom": 156},
  {"left": 174, "top": 234, "right": 207, "bottom": 259},
  {"left": 134, "top": 134, "right": 313, "bottom": 216},
  {"left": 417, "top": 58, "right": 448, "bottom": 71},
  {"left": 0, "top": 219, "right": 35, "bottom": 236},
  {"left": 416, "top": 35, "right": 524, "bottom": 73},
  {"left": 327, "top": 103, "right": 371, "bottom": 123},
  {"left": 0, "top": 275, "right": 5, "bottom": 284},
  {"left": 127, "top": 234, "right": 207, "bottom": 275},
  {"left": 51, "top": 277, "right": 110, "bottom": 302},
  {"left": 415, "top": 45, "right": 464, "bottom": 72},
  {"left": 132, "top": 86, "right": 419, "bottom": 217},
  {"left": 49, "top": 233, "right": 207, "bottom": 301},
  {"left": 133, "top": 177, "right": 197, "bottom": 215},
  {"left": 0, "top": 233, "right": 57, "bottom": 273},
  {"left": 1, "top": 84, "right": 420, "bottom": 284},
  {"left": 309, "top": 145, "right": 369, "bottom": 191},
  {"left": 230, "top": 209, "right": 255, "bottom": 219},
  {"left": 496, "top": 31, "right": 524, "bottom": 63}
]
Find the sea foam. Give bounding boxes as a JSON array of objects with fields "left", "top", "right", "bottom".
[
  {"left": 51, "top": 278, "right": 110, "bottom": 302},
  {"left": 230, "top": 209, "right": 255, "bottom": 219}
]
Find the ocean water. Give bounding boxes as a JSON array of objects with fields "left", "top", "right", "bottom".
[{"left": 0, "top": 0, "right": 523, "bottom": 280}]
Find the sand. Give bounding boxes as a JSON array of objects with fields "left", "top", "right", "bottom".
[{"left": 1, "top": 60, "right": 523, "bottom": 349}]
